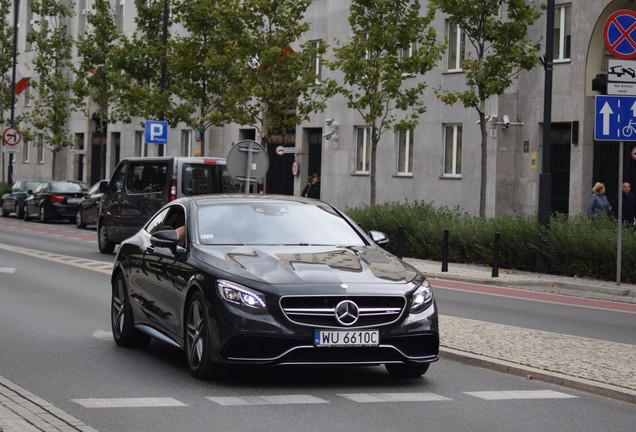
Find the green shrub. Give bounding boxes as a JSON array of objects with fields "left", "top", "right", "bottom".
[{"left": 347, "top": 201, "right": 636, "bottom": 283}]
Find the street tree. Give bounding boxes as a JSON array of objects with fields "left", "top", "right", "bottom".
[
  {"left": 324, "top": 0, "right": 444, "bottom": 206},
  {"left": 109, "top": 0, "right": 172, "bottom": 124},
  {"left": 25, "top": 0, "right": 75, "bottom": 179},
  {"left": 73, "top": 0, "right": 121, "bottom": 179},
  {"left": 431, "top": 0, "right": 543, "bottom": 218},
  {"left": 229, "top": 0, "right": 327, "bottom": 144},
  {"left": 169, "top": 0, "right": 247, "bottom": 156},
  {"left": 0, "top": 0, "right": 15, "bottom": 127}
]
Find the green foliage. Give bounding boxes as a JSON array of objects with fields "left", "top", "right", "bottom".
[
  {"left": 0, "top": 0, "right": 14, "bottom": 124},
  {"left": 348, "top": 201, "right": 636, "bottom": 283},
  {"left": 324, "top": 0, "right": 444, "bottom": 205}
]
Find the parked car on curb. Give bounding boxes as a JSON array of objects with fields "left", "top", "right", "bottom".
[
  {"left": 76, "top": 180, "right": 108, "bottom": 228},
  {"left": 1, "top": 180, "right": 44, "bottom": 219},
  {"left": 111, "top": 195, "right": 439, "bottom": 379},
  {"left": 97, "top": 156, "right": 239, "bottom": 254},
  {"left": 24, "top": 180, "right": 89, "bottom": 223}
]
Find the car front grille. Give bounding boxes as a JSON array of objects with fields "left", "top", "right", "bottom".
[{"left": 279, "top": 295, "right": 406, "bottom": 329}]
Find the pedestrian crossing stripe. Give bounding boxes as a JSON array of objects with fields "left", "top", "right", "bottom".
[
  {"left": 338, "top": 393, "right": 452, "bottom": 403},
  {"left": 463, "top": 390, "right": 578, "bottom": 400},
  {"left": 206, "top": 395, "right": 328, "bottom": 406},
  {"left": 71, "top": 398, "right": 187, "bottom": 408}
]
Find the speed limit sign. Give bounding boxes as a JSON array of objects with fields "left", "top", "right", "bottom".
[{"left": 2, "top": 127, "right": 22, "bottom": 146}]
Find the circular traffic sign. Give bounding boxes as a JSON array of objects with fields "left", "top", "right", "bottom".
[
  {"left": 631, "top": 145, "right": 636, "bottom": 161},
  {"left": 275, "top": 145, "right": 285, "bottom": 156},
  {"left": 225, "top": 140, "right": 269, "bottom": 183},
  {"left": 604, "top": 10, "right": 636, "bottom": 60},
  {"left": 2, "top": 126, "right": 22, "bottom": 146}
]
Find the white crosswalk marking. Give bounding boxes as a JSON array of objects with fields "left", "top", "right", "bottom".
[
  {"left": 464, "top": 390, "right": 578, "bottom": 400},
  {"left": 338, "top": 392, "right": 451, "bottom": 403},
  {"left": 92, "top": 329, "right": 112, "bottom": 340},
  {"left": 206, "top": 395, "right": 329, "bottom": 406},
  {"left": 71, "top": 398, "right": 188, "bottom": 408},
  {"left": 0, "top": 267, "right": 16, "bottom": 273}
]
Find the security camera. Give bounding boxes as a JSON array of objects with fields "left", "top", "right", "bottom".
[
  {"left": 325, "top": 118, "right": 335, "bottom": 126},
  {"left": 503, "top": 115, "right": 510, "bottom": 128},
  {"left": 323, "top": 130, "right": 335, "bottom": 140}
]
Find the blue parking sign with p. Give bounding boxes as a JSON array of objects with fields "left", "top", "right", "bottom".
[{"left": 145, "top": 120, "right": 168, "bottom": 144}]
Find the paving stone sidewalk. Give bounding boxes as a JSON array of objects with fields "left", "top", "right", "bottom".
[{"left": 406, "top": 258, "right": 636, "bottom": 404}]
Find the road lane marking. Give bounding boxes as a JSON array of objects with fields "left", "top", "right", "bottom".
[
  {"left": 464, "top": 390, "right": 578, "bottom": 400},
  {"left": 206, "top": 395, "right": 329, "bottom": 406},
  {"left": 92, "top": 329, "right": 112, "bottom": 341},
  {"left": 0, "top": 267, "right": 16, "bottom": 273},
  {"left": 0, "top": 243, "right": 112, "bottom": 275},
  {"left": 338, "top": 392, "right": 451, "bottom": 403},
  {"left": 71, "top": 398, "right": 187, "bottom": 408}
]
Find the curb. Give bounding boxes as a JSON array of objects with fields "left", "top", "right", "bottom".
[{"left": 440, "top": 347, "right": 636, "bottom": 405}]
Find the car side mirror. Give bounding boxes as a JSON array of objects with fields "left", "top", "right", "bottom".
[
  {"left": 150, "top": 229, "right": 180, "bottom": 250},
  {"left": 369, "top": 230, "right": 389, "bottom": 246}
]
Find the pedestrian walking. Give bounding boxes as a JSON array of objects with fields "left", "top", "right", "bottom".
[
  {"left": 301, "top": 173, "right": 320, "bottom": 199},
  {"left": 587, "top": 182, "right": 612, "bottom": 220},
  {"left": 611, "top": 181, "right": 636, "bottom": 225}
]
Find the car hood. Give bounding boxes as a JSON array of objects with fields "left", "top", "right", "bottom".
[{"left": 191, "top": 245, "right": 419, "bottom": 288}]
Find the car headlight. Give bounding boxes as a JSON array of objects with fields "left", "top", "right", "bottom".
[
  {"left": 410, "top": 278, "right": 433, "bottom": 313},
  {"left": 217, "top": 280, "right": 267, "bottom": 311}
]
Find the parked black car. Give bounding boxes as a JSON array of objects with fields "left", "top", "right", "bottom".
[
  {"left": 76, "top": 180, "right": 108, "bottom": 228},
  {"left": 1, "top": 180, "right": 44, "bottom": 219},
  {"left": 24, "top": 180, "right": 89, "bottom": 223},
  {"left": 111, "top": 195, "right": 439, "bottom": 379}
]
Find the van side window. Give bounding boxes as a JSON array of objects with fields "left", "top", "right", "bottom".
[
  {"left": 125, "top": 162, "right": 168, "bottom": 194},
  {"left": 111, "top": 163, "right": 127, "bottom": 192}
]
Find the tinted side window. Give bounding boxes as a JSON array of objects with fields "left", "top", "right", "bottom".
[
  {"left": 182, "top": 163, "right": 221, "bottom": 196},
  {"left": 110, "top": 163, "right": 127, "bottom": 192},
  {"left": 145, "top": 207, "right": 171, "bottom": 235},
  {"left": 126, "top": 162, "right": 168, "bottom": 194}
]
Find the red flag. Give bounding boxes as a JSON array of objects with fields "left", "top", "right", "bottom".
[{"left": 15, "top": 77, "right": 29, "bottom": 96}]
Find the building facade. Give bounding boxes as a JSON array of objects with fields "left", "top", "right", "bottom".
[{"left": 1, "top": 0, "right": 632, "bottom": 217}]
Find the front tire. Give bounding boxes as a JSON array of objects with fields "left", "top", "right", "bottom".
[
  {"left": 1, "top": 204, "right": 9, "bottom": 217},
  {"left": 23, "top": 205, "right": 31, "bottom": 221},
  {"left": 98, "top": 222, "right": 115, "bottom": 254},
  {"left": 111, "top": 273, "right": 150, "bottom": 347},
  {"left": 185, "top": 291, "right": 218, "bottom": 379},
  {"left": 76, "top": 209, "right": 86, "bottom": 228},
  {"left": 15, "top": 203, "right": 23, "bottom": 219},
  {"left": 39, "top": 206, "right": 48, "bottom": 223},
  {"left": 385, "top": 362, "right": 430, "bottom": 378}
]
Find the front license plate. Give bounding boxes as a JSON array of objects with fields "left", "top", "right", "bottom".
[{"left": 314, "top": 330, "right": 379, "bottom": 347}]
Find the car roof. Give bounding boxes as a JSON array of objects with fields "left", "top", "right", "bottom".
[
  {"left": 174, "top": 194, "right": 324, "bottom": 207},
  {"left": 118, "top": 156, "right": 227, "bottom": 164}
]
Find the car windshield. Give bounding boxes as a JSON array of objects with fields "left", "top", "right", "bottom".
[{"left": 197, "top": 202, "right": 366, "bottom": 246}]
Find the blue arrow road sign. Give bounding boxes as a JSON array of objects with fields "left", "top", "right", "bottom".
[
  {"left": 595, "top": 95, "right": 636, "bottom": 141},
  {"left": 145, "top": 120, "right": 168, "bottom": 144}
]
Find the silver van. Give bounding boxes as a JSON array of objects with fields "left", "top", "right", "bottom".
[{"left": 97, "top": 156, "right": 239, "bottom": 253}]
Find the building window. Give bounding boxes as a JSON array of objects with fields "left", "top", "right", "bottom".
[
  {"left": 26, "top": 0, "right": 34, "bottom": 51},
  {"left": 446, "top": 20, "right": 464, "bottom": 71},
  {"left": 37, "top": 134, "right": 44, "bottom": 163},
  {"left": 310, "top": 40, "right": 322, "bottom": 83},
  {"left": 134, "top": 131, "right": 147, "bottom": 157},
  {"left": 553, "top": 4, "right": 571, "bottom": 62},
  {"left": 78, "top": 0, "right": 88, "bottom": 36},
  {"left": 115, "top": 0, "right": 125, "bottom": 33},
  {"left": 22, "top": 139, "right": 30, "bottom": 163},
  {"left": 396, "top": 128, "right": 413, "bottom": 175},
  {"left": 443, "top": 125, "right": 462, "bottom": 176},
  {"left": 181, "top": 130, "right": 192, "bottom": 156},
  {"left": 355, "top": 127, "right": 371, "bottom": 174},
  {"left": 23, "top": 84, "right": 32, "bottom": 107}
]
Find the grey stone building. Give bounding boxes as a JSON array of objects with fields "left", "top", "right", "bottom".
[{"left": 1, "top": 0, "right": 632, "bottom": 217}]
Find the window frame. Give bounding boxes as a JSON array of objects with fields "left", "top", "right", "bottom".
[
  {"left": 553, "top": 4, "right": 571, "bottom": 63},
  {"left": 443, "top": 124, "right": 462, "bottom": 178},
  {"left": 355, "top": 126, "right": 371, "bottom": 174},
  {"left": 446, "top": 20, "right": 464, "bottom": 72},
  {"left": 396, "top": 128, "right": 414, "bottom": 176}
]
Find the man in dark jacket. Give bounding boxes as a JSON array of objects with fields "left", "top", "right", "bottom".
[{"left": 612, "top": 182, "right": 636, "bottom": 225}]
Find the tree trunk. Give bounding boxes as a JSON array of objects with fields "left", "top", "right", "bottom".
[{"left": 370, "top": 126, "right": 379, "bottom": 206}]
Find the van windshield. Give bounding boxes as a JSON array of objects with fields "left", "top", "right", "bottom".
[{"left": 182, "top": 164, "right": 240, "bottom": 195}]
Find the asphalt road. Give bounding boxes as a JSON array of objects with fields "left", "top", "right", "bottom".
[{"left": 1, "top": 217, "right": 635, "bottom": 432}]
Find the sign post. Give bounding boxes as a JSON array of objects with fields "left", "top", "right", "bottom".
[{"left": 593, "top": 95, "right": 636, "bottom": 285}]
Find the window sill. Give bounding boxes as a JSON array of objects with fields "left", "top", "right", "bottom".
[
  {"left": 394, "top": 173, "right": 413, "bottom": 178},
  {"left": 352, "top": 172, "right": 369, "bottom": 176},
  {"left": 440, "top": 174, "right": 462, "bottom": 179}
]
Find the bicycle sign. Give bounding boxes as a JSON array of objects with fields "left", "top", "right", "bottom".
[{"left": 595, "top": 95, "right": 636, "bottom": 141}]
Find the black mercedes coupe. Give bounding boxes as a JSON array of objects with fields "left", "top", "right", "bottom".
[{"left": 111, "top": 195, "right": 439, "bottom": 379}]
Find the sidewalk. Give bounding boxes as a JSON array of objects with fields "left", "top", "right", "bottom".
[{"left": 405, "top": 258, "right": 636, "bottom": 404}]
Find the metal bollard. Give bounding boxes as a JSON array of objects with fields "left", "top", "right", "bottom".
[
  {"left": 397, "top": 225, "right": 404, "bottom": 259},
  {"left": 442, "top": 229, "right": 449, "bottom": 272},
  {"left": 492, "top": 232, "right": 500, "bottom": 277}
]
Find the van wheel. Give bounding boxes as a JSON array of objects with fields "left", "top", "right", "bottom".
[{"left": 98, "top": 223, "right": 116, "bottom": 254}]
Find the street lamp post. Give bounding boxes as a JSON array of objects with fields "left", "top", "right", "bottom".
[
  {"left": 8, "top": 0, "right": 21, "bottom": 184},
  {"left": 158, "top": 0, "right": 168, "bottom": 157},
  {"left": 538, "top": 0, "right": 555, "bottom": 227}
]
